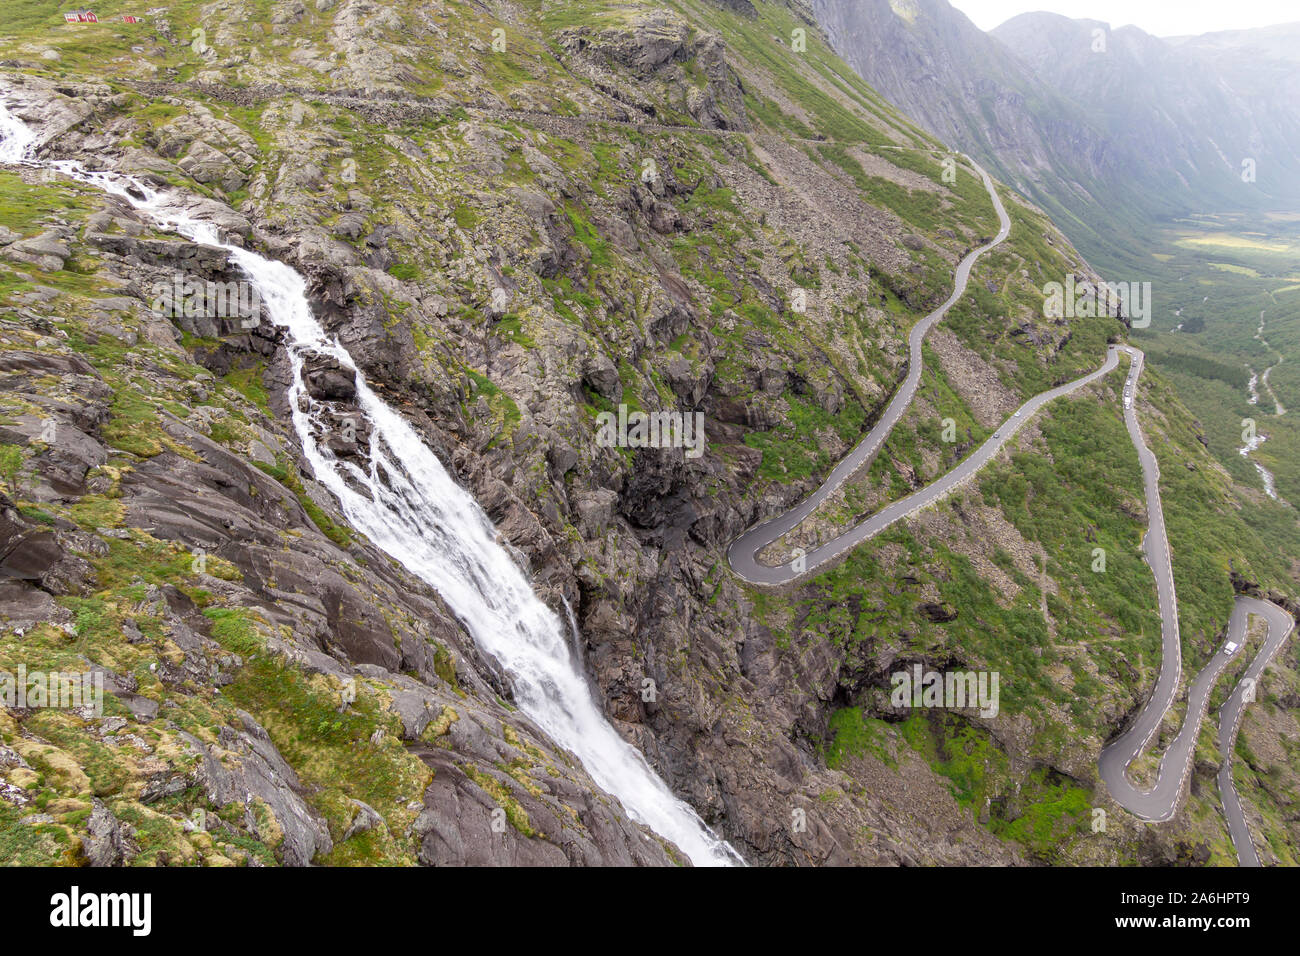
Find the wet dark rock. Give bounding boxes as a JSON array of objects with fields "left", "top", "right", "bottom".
[
  {"left": 411, "top": 743, "right": 675, "bottom": 866},
  {"left": 917, "top": 602, "right": 958, "bottom": 623},
  {"left": 0, "top": 520, "right": 62, "bottom": 582},
  {"left": 303, "top": 356, "right": 357, "bottom": 402}
]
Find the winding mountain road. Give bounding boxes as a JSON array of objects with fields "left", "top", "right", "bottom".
[
  {"left": 1216, "top": 598, "right": 1295, "bottom": 865},
  {"left": 725, "top": 158, "right": 1297, "bottom": 859},
  {"left": 1096, "top": 346, "right": 1194, "bottom": 824},
  {"left": 727, "top": 155, "right": 1013, "bottom": 585},
  {"left": 1098, "top": 363, "right": 1294, "bottom": 842},
  {"left": 728, "top": 346, "right": 1122, "bottom": 585}
]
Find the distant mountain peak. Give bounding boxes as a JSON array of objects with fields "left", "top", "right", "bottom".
[
  {"left": 888, "top": 0, "right": 923, "bottom": 25},
  {"left": 814, "top": 0, "right": 1300, "bottom": 270}
]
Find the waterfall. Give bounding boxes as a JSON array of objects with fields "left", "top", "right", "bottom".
[
  {"left": 0, "top": 100, "right": 35, "bottom": 164},
  {"left": 561, "top": 597, "right": 586, "bottom": 667},
  {"left": 1239, "top": 432, "right": 1282, "bottom": 502},
  {"left": 0, "top": 98, "right": 742, "bottom": 866}
]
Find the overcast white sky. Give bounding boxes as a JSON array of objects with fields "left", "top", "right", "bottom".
[{"left": 948, "top": 0, "right": 1298, "bottom": 36}]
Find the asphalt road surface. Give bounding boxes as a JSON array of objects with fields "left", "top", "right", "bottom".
[
  {"left": 1216, "top": 597, "right": 1295, "bottom": 865},
  {"left": 1096, "top": 347, "right": 1195, "bottom": 823}
]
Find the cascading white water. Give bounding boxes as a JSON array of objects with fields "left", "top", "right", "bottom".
[
  {"left": 1239, "top": 432, "right": 1282, "bottom": 502},
  {"left": 561, "top": 597, "right": 586, "bottom": 669},
  {"left": 0, "top": 101, "right": 34, "bottom": 164},
  {"left": 0, "top": 99, "right": 741, "bottom": 866}
]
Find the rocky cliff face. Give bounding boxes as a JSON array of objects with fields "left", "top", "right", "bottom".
[{"left": 0, "top": 0, "right": 1285, "bottom": 867}]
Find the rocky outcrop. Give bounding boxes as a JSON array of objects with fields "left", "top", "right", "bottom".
[
  {"left": 183, "top": 712, "right": 333, "bottom": 867},
  {"left": 555, "top": 9, "right": 751, "bottom": 131},
  {"left": 1230, "top": 568, "right": 1300, "bottom": 621}
]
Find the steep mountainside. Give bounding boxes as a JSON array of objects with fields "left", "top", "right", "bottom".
[
  {"left": 813, "top": 0, "right": 1300, "bottom": 272},
  {"left": 0, "top": 0, "right": 1297, "bottom": 867},
  {"left": 1164, "top": 22, "right": 1300, "bottom": 207},
  {"left": 811, "top": 0, "right": 1123, "bottom": 257},
  {"left": 991, "top": 14, "right": 1300, "bottom": 231}
]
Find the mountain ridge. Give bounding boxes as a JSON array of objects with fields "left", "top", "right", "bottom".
[{"left": 814, "top": 0, "right": 1300, "bottom": 272}]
